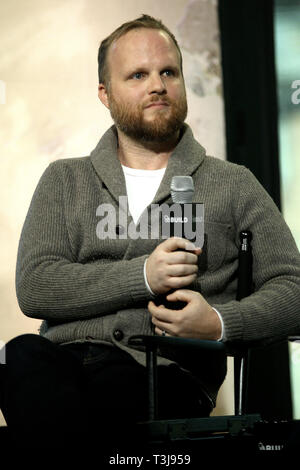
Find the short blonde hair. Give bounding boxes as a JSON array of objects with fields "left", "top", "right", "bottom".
[{"left": 97, "top": 14, "right": 183, "bottom": 85}]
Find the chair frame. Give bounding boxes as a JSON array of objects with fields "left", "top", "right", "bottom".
[{"left": 128, "top": 230, "right": 259, "bottom": 442}]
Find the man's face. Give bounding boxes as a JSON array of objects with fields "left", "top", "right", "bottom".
[{"left": 99, "top": 28, "right": 187, "bottom": 143}]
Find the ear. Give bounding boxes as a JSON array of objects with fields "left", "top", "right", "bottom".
[{"left": 98, "top": 83, "right": 110, "bottom": 109}]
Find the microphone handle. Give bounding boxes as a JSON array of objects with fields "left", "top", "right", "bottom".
[
  {"left": 154, "top": 202, "right": 202, "bottom": 310},
  {"left": 154, "top": 290, "right": 187, "bottom": 310}
]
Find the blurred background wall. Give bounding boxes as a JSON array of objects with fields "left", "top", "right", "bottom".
[
  {"left": 274, "top": 0, "right": 300, "bottom": 250},
  {"left": 0, "top": 0, "right": 232, "bottom": 427}
]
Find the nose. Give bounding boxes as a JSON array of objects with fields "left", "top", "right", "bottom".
[{"left": 148, "top": 73, "right": 166, "bottom": 95}]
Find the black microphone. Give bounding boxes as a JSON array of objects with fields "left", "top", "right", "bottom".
[{"left": 155, "top": 176, "right": 204, "bottom": 310}]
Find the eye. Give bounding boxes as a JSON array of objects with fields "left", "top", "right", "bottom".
[
  {"left": 131, "top": 72, "right": 145, "bottom": 80},
  {"left": 162, "top": 69, "right": 175, "bottom": 77}
]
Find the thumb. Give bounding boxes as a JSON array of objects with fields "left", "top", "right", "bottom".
[
  {"left": 166, "top": 289, "right": 195, "bottom": 303},
  {"left": 164, "top": 237, "right": 202, "bottom": 253}
]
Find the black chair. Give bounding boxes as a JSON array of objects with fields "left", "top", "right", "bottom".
[
  {"left": 128, "top": 231, "right": 261, "bottom": 446},
  {"left": 128, "top": 336, "right": 260, "bottom": 448}
]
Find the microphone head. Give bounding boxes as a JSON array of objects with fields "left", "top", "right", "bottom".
[{"left": 171, "top": 176, "right": 194, "bottom": 203}]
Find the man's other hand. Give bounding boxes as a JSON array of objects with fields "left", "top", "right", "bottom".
[{"left": 148, "top": 289, "right": 222, "bottom": 341}]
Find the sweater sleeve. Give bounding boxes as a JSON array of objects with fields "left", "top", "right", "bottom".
[
  {"left": 213, "top": 166, "right": 300, "bottom": 343},
  {"left": 15, "top": 162, "right": 153, "bottom": 322}
]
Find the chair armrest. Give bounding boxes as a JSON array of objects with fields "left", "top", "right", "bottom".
[
  {"left": 129, "top": 334, "right": 225, "bottom": 354},
  {"left": 129, "top": 334, "right": 227, "bottom": 372}
]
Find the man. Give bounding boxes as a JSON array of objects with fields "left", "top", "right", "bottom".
[{"left": 2, "top": 15, "right": 300, "bottom": 452}]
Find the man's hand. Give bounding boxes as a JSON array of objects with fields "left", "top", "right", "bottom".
[
  {"left": 146, "top": 237, "right": 201, "bottom": 295},
  {"left": 148, "top": 289, "right": 222, "bottom": 341}
]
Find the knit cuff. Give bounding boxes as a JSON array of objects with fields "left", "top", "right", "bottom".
[
  {"left": 126, "top": 255, "right": 156, "bottom": 303},
  {"left": 143, "top": 258, "right": 157, "bottom": 298},
  {"left": 212, "top": 301, "right": 244, "bottom": 342}
]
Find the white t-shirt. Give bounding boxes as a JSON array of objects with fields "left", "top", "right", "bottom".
[{"left": 121, "top": 164, "right": 166, "bottom": 224}]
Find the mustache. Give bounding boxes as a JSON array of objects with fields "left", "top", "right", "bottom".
[
  {"left": 144, "top": 95, "right": 171, "bottom": 108},
  {"left": 149, "top": 95, "right": 170, "bottom": 103}
]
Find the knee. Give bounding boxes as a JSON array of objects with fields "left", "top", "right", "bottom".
[
  {"left": 5, "top": 334, "right": 52, "bottom": 367},
  {"left": 6, "top": 333, "right": 45, "bottom": 350}
]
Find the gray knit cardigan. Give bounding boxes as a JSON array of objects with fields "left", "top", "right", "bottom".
[{"left": 15, "top": 124, "right": 300, "bottom": 399}]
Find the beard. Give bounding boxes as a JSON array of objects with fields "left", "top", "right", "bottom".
[{"left": 107, "top": 92, "right": 187, "bottom": 143}]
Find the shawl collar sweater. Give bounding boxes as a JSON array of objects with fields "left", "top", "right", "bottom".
[{"left": 16, "top": 124, "right": 300, "bottom": 403}]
